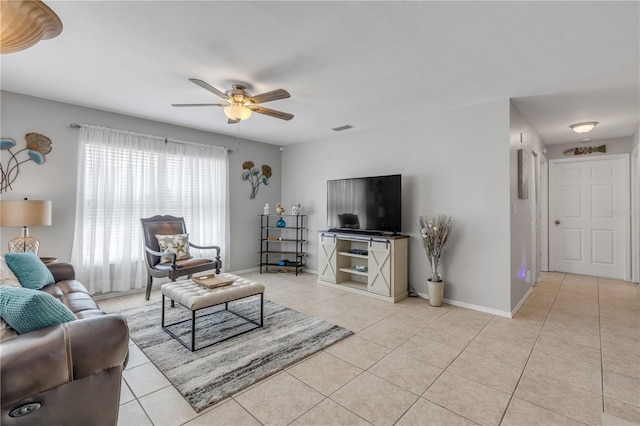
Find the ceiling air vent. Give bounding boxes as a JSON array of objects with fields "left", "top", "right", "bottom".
[{"left": 332, "top": 124, "right": 354, "bottom": 132}]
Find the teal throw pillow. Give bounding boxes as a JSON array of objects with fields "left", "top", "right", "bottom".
[
  {"left": 4, "top": 252, "right": 55, "bottom": 290},
  {"left": 0, "top": 286, "right": 76, "bottom": 334}
]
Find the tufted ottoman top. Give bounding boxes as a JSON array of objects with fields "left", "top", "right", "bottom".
[{"left": 161, "top": 273, "right": 265, "bottom": 310}]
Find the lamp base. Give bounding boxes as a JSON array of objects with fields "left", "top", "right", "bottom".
[{"left": 8, "top": 234, "right": 40, "bottom": 255}]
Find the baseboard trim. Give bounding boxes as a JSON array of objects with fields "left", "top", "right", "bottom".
[
  {"left": 416, "top": 292, "right": 512, "bottom": 318},
  {"left": 511, "top": 286, "right": 534, "bottom": 317}
]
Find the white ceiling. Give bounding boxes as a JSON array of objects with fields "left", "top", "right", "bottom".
[{"left": 1, "top": 1, "right": 638, "bottom": 146}]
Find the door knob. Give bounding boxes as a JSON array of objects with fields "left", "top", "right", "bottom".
[{"left": 555, "top": 220, "right": 561, "bottom": 225}]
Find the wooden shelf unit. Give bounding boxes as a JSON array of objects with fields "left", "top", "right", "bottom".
[{"left": 317, "top": 232, "right": 409, "bottom": 302}]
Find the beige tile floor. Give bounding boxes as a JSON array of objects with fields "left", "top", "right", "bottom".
[{"left": 98, "top": 271, "right": 640, "bottom": 426}]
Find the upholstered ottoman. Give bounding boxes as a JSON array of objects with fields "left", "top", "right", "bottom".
[{"left": 161, "top": 273, "right": 265, "bottom": 351}]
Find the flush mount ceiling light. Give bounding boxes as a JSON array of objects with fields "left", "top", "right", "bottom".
[
  {"left": 570, "top": 122, "right": 598, "bottom": 134},
  {"left": 0, "top": 0, "right": 63, "bottom": 54}
]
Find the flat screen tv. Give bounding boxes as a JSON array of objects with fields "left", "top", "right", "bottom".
[{"left": 327, "top": 174, "right": 401, "bottom": 234}]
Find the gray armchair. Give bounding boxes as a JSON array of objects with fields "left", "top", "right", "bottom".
[{"left": 140, "top": 215, "right": 221, "bottom": 300}]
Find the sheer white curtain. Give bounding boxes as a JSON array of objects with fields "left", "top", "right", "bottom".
[{"left": 71, "top": 125, "right": 229, "bottom": 294}]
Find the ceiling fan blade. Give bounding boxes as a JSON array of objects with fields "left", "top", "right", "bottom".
[
  {"left": 188, "top": 78, "right": 229, "bottom": 100},
  {"left": 171, "top": 103, "right": 226, "bottom": 107},
  {"left": 248, "top": 89, "right": 290, "bottom": 104},
  {"left": 228, "top": 118, "right": 240, "bottom": 124},
  {"left": 248, "top": 106, "right": 294, "bottom": 121}
]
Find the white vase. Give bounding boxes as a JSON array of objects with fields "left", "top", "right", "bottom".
[{"left": 427, "top": 279, "right": 444, "bottom": 307}]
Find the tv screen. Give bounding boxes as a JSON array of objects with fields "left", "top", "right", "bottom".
[{"left": 327, "top": 174, "right": 401, "bottom": 233}]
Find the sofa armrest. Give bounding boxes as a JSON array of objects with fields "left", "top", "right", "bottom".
[
  {"left": 46, "top": 262, "right": 75, "bottom": 282},
  {"left": 0, "top": 314, "right": 129, "bottom": 408}
]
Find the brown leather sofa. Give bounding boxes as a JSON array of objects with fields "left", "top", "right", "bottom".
[{"left": 1, "top": 262, "right": 129, "bottom": 426}]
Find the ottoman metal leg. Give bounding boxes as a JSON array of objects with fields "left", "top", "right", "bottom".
[{"left": 161, "top": 293, "right": 265, "bottom": 352}]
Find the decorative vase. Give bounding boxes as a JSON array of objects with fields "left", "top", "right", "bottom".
[
  {"left": 276, "top": 217, "right": 286, "bottom": 228},
  {"left": 427, "top": 279, "right": 444, "bottom": 307}
]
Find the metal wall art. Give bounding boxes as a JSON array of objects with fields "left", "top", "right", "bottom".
[
  {"left": 241, "top": 161, "right": 272, "bottom": 199},
  {"left": 1, "top": 133, "right": 53, "bottom": 193}
]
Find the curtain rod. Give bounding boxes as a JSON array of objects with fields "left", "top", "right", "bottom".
[{"left": 69, "top": 123, "right": 231, "bottom": 152}]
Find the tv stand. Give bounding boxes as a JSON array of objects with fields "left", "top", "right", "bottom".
[{"left": 317, "top": 231, "right": 409, "bottom": 303}]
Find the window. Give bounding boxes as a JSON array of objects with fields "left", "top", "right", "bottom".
[{"left": 71, "top": 125, "right": 228, "bottom": 294}]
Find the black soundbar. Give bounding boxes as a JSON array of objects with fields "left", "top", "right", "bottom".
[{"left": 327, "top": 228, "right": 383, "bottom": 236}]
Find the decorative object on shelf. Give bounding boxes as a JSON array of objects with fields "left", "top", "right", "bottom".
[
  {"left": 276, "top": 217, "right": 286, "bottom": 228},
  {"left": 0, "top": 198, "right": 52, "bottom": 255},
  {"left": 291, "top": 203, "right": 301, "bottom": 215},
  {"left": 1, "top": 133, "right": 53, "bottom": 193},
  {"left": 263, "top": 203, "right": 270, "bottom": 214},
  {"left": 563, "top": 145, "right": 606, "bottom": 156},
  {"left": 517, "top": 148, "right": 529, "bottom": 200},
  {"left": 241, "top": 161, "right": 272, "bottom": 199},
  {"left": 275, "top": 202, "right": 285, "bottom": 214},
  {"left": 418, "top": 214, "right": 454, "bottom": 307},
  {"left": 0, "top": 0, "right": 63, "bottom": 54}
]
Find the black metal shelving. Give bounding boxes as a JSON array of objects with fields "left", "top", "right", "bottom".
[{"left": 259, "top": 214, "right": 307, "bottom": 274}]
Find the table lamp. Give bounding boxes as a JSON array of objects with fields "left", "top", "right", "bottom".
[{"left": 0, "top": 199, "right": 52, "bottom": 255}]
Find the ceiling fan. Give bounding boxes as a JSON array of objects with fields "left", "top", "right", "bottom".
[{"left": 172, "top": 78, "right": 294, "bottom": 124}]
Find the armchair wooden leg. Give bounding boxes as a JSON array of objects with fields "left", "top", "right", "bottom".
[{"left": 145, "top": 275, "right": 153, "bottom": 301}]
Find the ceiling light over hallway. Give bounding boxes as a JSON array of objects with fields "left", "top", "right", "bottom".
[{"left": 570, "top": 122, "right": 598, "bottom": 134}]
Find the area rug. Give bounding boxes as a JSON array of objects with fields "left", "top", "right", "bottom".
[{"left": 116, "top": 297, "right": 352, "bottom": 412}]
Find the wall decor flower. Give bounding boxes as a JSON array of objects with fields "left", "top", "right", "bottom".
[
  {"left": 1, "top": 132, "right": 53, "bottom": 193},
  {"left": 241, "top": 161, "right": 272, "bottom": 199}
]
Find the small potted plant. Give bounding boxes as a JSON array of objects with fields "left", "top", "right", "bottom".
[{"left": 418, "top": 214, "right": 454, "bottom": 306}]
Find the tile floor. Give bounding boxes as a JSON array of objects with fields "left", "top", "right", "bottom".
[{"left": 98, "top": 271, "right": 640, "bottom": 426}]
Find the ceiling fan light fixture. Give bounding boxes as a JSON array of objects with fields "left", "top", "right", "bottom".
[
  {"left": 224, "top": 104, "right": 252, "bottom": 121},
  {"left": 570, "top": 122, "right": 598, "bottom": 134}
]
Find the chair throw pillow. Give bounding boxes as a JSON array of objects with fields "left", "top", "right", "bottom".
[
  {"left": 4, "top": 252, "right": 55, "bottom": 290},
  {"left": 156, "top": 234, "right": 192, "bottom": 264},
  {"left": 0, "top": 286, "right": 76, "bottom": 334}
]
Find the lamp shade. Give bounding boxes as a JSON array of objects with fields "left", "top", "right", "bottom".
[
  {"left": 224, "top": 104, "right": 253, "bottom": 121},
  {"left": 0, "top": 0, "right": 63, "bottom": 54},
  {"left": 0, "top": 200, "right": 52, "bottom": 227}
]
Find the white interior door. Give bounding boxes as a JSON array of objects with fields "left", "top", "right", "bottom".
[{"left": 549, "top": 155, "right": 630, "bottom": 280}]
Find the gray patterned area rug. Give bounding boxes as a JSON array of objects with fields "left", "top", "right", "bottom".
[{"left": 117, "top": 297, "right": 352, "bottom": 412}]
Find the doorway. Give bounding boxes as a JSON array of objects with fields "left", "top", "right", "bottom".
[
  {"left": 549, "top": 155, "right": 630, "bottom": 280},
  {"left": 530, "top": 151, "right": 541, "bottom": 284}
]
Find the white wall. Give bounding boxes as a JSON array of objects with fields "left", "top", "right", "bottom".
[
  {"left": 509, "top": 102, "right": 547, "bottom": 312},
  {"left": 282, "top": 100, "right": 513, "bottom": 314},
  {"left": 0, "top": 91, "right": 281, "bottom": 272}
]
